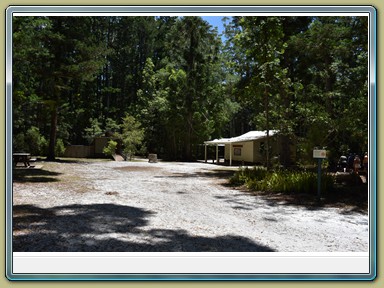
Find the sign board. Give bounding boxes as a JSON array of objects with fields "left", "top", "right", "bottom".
[{"left": 313, "top": 149, "right": 327, "bottom": 159}]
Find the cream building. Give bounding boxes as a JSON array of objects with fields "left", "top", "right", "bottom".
[{"left": 204, "top": 130, "right": 293, "bottom": 166}]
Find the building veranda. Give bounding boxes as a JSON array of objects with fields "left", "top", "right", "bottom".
[{"left": 204, "top": 130, "right": 296, "bottom": 166}]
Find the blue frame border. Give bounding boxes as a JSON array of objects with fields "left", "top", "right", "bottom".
[{"left": 5, "top": 5, "right": 377, "bottom": 281}]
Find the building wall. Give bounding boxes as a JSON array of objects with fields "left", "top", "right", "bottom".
[
  {"left": 224, "top": 135, "right": 287, "bottom": 164},
  {"left": 224, "top": 141, "right": 254, "bottom": 163},
  {"left": 64, "top": 145, "right": 92, "bottom": 158},
  {"left": 253, "top": 136, "right": 280, "bottom": 164},
  {"left": 94, "top": 137, "right": 110, "bottom": 155},
  {"left": 64, "top": 137, "right": 111, "bottom": 158},
  {"left": 253, "top": 140, "right": 263, "bottom": 163}
]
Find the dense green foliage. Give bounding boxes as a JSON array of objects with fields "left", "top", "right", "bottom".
[
  {"left": 103, "top": 140, "right": 118, "bottom": 158},
  {"left": 13, "top": 16, "right": 368, "bottom": 165},
  {"left": 224, "top": 16, "right": 368, "bottom": 167},
  {"left": 120, "top": 114, "right": 145, "bottom": 160},
  {"left": 230, "top": 167, "right": 335, "bottom": 195}
]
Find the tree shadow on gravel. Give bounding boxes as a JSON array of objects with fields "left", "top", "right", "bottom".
[
  {"left": 153, "top": 169, "right": 236, "bottom": 180},
  {"left": 13, "top": 203, "right": 274, "bottom": 252},
  {"left": 42, "top": 158, "right": 108, "bottom": 164},
  {"left": 196, "top": 169, "right": 237, "bottom": 180},
  {"left": 13, "top": 169, "right": 62, "bottom": 183},
  {"left": 215, "top": 184, "right": 368, "bottom": 214}
]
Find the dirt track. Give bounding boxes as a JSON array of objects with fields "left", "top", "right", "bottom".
[{"left": 12, "top": 159, "right": 369, "bottom": 252}]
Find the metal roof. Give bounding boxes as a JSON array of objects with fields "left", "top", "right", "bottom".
[{"left": 204, "top": 130, "right": 278, "bottom": 145}]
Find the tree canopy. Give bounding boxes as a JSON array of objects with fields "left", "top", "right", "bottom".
[{"left": 12, "top": 15, "right": 369, "bottom": 166}]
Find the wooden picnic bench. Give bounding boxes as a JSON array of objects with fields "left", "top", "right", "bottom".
[{"left": 13, "top": 153, "right": 34, "bottom": 167}]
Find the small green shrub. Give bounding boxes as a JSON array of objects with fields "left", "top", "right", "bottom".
[
  {"left": 83, "top": 118, "right": 103, "bottom": 144},
  {"left": 229, "top": 167, "right": 267, "bottom": 185},
  {"left": 121, "top": 114, "right": 145, "bottom": 161},
  {"left": 13, "top": 133, "right": 26, "bottom": 152},
  {"left": 15, "top": 126, "right": 48, "bottom": 155},
  {"left": 55, "top": 139, "right": 66, "bottom": 157},
  {"left": 103, "top": 140, "right": 118, "bottom": 158}
]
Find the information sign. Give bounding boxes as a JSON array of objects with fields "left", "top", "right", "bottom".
[{"left": 313, "top": 149, "right": 327, "bottom": 159}]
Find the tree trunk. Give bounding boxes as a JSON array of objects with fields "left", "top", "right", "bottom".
[
  {"left": 280, "top": 134, "right": 291, "bottom": 167},
  {"left": 183, "top": 20, "right": 197, "bottom": 162},
  {"left": 184, "top": 111, "right": 193, "bottom": 161},
  {"left": 265, "top": 88, "right": 270, "bottom": 170},
  {"left": 280, "top": 86, "right": 292, "bottom": 168},
  {"left": 47, "top": 106, "right": 58, "bottom": 161}
]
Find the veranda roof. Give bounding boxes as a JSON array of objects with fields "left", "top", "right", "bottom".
[{"left": 204, "top": 130, "right": 278, "bottom": 145}]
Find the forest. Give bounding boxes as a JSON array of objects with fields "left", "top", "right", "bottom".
[{"left": 12, "top": 16, "right": 369, "bottom": 168}]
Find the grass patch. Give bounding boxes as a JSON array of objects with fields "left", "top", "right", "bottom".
[{"left": 229, "top": 167, "right": 335, "bottom": 196}]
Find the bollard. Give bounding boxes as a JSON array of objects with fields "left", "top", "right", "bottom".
[{"left": 148, "top": 154, "right": 158, "bottom": 163}]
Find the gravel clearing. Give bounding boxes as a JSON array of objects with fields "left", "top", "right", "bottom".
[{"left": 13, "top": 159, "right": 369, "bottom": 252}]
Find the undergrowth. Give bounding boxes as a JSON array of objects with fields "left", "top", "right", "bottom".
[{"left": 229, "top": 167, "right": 335, "bottom": 195}]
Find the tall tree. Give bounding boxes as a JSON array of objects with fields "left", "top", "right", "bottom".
[
  {"left": 13, "top": 15, "right": 367, "bottom": 166},
  {"left": 230, "top": 16, "right": 293, "bottom": 168},
  {"left": 13, "top": 17, "right": 107, "bottom": 159},
  {"left": 160, "top": 16, "right": 230, "bottom": 160},
  {"left": 13, "top": 16, "right": 52, "bottom": 151},
  {"left": 288, "top": 16, "right": 368, "bottom": 163}
]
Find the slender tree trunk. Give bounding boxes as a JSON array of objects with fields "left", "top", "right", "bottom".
[
  {"left": 280, "top": 86, "right": 292, "bottom": 167},
  {"left": 183, "top": 20, "right": 197, "bottom": 162},
  {"left": 281, "top": 135, "right": 292, "bottom": 167},
  {"left": 184, "top": 111, "right": 193, "bottom": 161},
  {"left": 265, "top": 88, "right": 270, "bottom": 170},
  {"left": 47, "top": 105, "right": 58, "bottom": 161}
]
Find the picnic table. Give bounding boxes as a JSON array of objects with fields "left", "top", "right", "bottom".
[{"left": 13, "top": 153, "right": 32, "bottom": 167}]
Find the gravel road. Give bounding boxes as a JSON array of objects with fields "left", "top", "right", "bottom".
[{"left": 13, "top": 160, "right": 369, "bottom": 252}]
